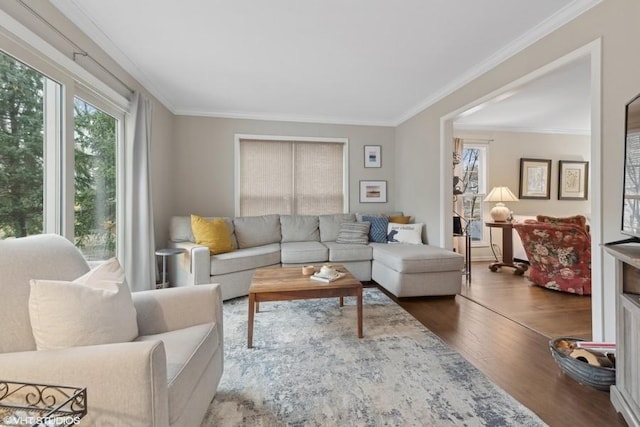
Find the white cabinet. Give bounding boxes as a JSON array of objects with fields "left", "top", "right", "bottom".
[{"left": 606, "top": 245, "right": 640, "bottom": 427}]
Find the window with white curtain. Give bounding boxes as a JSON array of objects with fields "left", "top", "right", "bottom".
[{"left": 237, "top": 137, "right": 347, "bottom": 216}]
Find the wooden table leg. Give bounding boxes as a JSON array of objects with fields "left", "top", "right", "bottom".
[
  {"left": 356, "top": 288, "right": 363, "bottom": 338},
  {"left": 248, "top": 292, "right": 255, "bottom": 348},
  {"left": 339, "top": 296, "right": 344, "bottom": 307},
  {"left": 255, "top": 301, "right": 260, "bottom": 313}
]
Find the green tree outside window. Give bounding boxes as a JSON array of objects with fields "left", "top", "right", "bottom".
[
  {"left": 0, "top": 53, "right": 45, "bottom": 238},
  {"left": 0, "top": 51, "right": 117, "bottom": 260}
]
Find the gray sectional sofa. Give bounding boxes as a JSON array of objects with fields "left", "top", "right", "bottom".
[{"left": 167, "top": 213, "right": 464, "bottom": 300}]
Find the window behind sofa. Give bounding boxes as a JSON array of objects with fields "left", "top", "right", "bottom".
[{"left": 236, "top": 136, "right": 347, "bottom": 216}]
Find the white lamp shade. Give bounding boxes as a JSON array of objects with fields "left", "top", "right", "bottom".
[
  {"left": 484, "top": 186, "right": 518, "bottom": 222},
  {"left": 484, "top": 186, "right": 519, "bottom": 202}
]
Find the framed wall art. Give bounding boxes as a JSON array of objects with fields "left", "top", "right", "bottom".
[
  {"left": 558, "top": 160, "right": 589, "bottom": 200},
  {"left": 359, "top": 180, "right": 387, "bottom": 203},
  {"left": 519, "top": 158, "right": 551, "bottom": 199},
  {"left": 364, "top": 145, "right": 381, "bottom": 168}
]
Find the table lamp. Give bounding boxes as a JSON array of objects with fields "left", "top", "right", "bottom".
[{"left": 484, "top": 186, "right": 518, "bottom": 222}]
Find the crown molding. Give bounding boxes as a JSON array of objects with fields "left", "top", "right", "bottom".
[
  {"left": 172, "top": 108, "right": 396, "bottom": 127},
  {"left": 453, "top": 123, "right": 591, "bottom": 136}
]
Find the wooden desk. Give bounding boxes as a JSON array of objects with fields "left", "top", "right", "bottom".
[{"left": 485, "top": 221, "right": 528, "bottom": 275}]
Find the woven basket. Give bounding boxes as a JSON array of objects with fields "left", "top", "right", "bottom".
[{"left": 549, "top": 337, "right": 616, "bottom": 391}]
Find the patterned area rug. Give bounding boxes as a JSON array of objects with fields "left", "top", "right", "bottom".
[{"left": 202, "top": 288, "right": 546, "bottom": 426}]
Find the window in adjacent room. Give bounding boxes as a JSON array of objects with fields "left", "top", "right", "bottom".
[
  {"left": 460, "top": 142, "right": 488, "bottom": 245},
  {"left": 236, "top": 136, "right": 348, "bottom": 216}
]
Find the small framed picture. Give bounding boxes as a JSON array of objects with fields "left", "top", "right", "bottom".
[
  {"left": 364, "top": 145, "right": 381, "bottom": 168},
  {"left": 519, "top": 158, "right": 551, "bottom": 199},
  {"left": 360, "top": 180, "right": 387, "bottom": 203},
  {"left": 558, "top": 160, "right": 589, "bottom": 200}
]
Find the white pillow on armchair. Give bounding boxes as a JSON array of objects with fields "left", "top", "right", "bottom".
[{"left": 28, "top": 258, "right": 138, "bottom": 350}]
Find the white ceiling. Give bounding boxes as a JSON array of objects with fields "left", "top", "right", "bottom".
[
  {"left": 50, "top": 0, "right": 598, "bottom": 127},
  {"left": 455, "top": 55, "right": 591, "bottom": 134}
]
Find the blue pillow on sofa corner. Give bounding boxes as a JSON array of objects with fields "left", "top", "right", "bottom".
[{"left": 361, "top": 215, "right": 388, "bottom": 243}]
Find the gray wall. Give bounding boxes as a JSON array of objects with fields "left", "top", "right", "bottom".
[{"left": 171, "top": 116, "right": 395, "bottom": 217}]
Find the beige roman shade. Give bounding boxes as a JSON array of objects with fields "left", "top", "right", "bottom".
[{"left": 239, "top": 139, "right": 345, "bottom": 216}]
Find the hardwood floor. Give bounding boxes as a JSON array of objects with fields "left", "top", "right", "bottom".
[
  {"left": 378, "top": 261, "right": 626, "bottom": 427},
  {"left": 461, "top": 261, "right": 593, "bottom": 339}
]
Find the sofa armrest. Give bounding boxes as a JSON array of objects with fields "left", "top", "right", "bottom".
[
  {"left": 0, "top": 341, "right": 168, "bottom": 427},
  {"left": 133, "top": 284, "right": 223, "bottom": 336},
  {"left": 167, "top": 241, "right": 210, "bottom": 286}
]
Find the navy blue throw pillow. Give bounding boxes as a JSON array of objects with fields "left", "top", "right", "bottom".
[{"left": 361, "top": 215, "right": 388, "bottom": 243}]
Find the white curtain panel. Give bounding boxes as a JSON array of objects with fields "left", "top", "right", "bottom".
[{"left": 124, "top": 92, "right": 156, "bottom": 291}]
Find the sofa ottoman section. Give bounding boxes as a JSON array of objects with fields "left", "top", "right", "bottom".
[{"left": 371, "top": 243, "right": 464, "bottom": 297}]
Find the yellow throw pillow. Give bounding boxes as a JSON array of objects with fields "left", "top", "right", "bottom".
[
  {"left": 389, "top": 215, "right": 412, "bottom": 224},
  {"left": 191, "top": 215, "right": 234, "bottom": 255}
]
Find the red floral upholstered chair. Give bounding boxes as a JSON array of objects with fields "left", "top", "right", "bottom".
[{"left": 513, "top": 217, "right": 591, "bottom": 295}]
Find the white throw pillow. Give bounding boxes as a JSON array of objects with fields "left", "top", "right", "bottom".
[
  {"left": 387, "top": 223, "right": 424, "bottom": 244},
  {"left": 29, "top": 258, "right": 138, "bottom": 350}
]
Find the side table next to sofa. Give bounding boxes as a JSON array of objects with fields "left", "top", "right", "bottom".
[{"left": 155, "top": 248, "right": 186, "bottom": 288}]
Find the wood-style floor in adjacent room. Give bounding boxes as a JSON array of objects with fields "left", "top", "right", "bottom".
[{"left": 380, "top": 261, "right": 627, "bottom": 427}]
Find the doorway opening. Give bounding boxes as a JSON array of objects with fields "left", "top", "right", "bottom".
[{"left": 440, "top": 39, "right": 602, "bottom": 339}]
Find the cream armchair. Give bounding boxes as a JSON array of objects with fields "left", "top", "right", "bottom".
[{"left": 0, "top": 234, "right": 223, "bottom": 426}]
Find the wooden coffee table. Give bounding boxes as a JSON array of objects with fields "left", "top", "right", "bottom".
[{"left": 248, "top": 265, "right": 363, "bottom": 348}]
